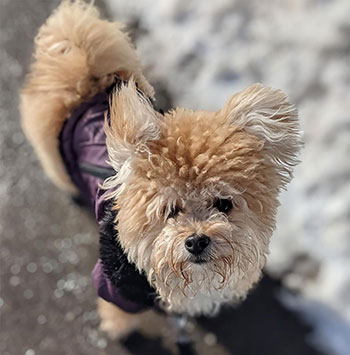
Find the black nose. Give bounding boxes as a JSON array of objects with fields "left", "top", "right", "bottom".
[{"left": 185, "top": 235, "right": 211, "bottom": 255}]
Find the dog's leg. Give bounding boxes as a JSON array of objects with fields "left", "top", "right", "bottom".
[{"left": 97, "top": 297, "right": 144, "bottom": 339}]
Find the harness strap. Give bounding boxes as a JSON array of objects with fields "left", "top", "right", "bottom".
[{"left": 79, "top": 162, "right": 115, "bottom": 180}]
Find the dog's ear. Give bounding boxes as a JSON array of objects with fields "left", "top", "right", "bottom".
[
  {"left": 105, "top": 81, "right": 161, "bottom": 172},
  {"left": 220, "top": 83, "right": 302, "bottom": 185}
]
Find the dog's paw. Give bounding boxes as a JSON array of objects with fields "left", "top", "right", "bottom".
[{"left": 97, "top": 298, "right": 141, "bottom": 340}]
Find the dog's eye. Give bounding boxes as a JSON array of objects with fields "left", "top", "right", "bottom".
[
  {"left": 213, "top": 198, "right": 233, "bottom": 214},
  {"left": 167, "top": 206, "right": 180, "bottom": 219}
]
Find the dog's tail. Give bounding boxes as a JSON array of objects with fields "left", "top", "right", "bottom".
[{"left": 20, "top": 0, "right": 154, "bottom": 192}]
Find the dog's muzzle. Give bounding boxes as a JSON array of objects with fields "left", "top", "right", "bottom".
[{"left": 185, "top": 234, "right": 211, "bottom": 258}]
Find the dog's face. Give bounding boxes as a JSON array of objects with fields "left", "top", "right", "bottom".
[{"left": 104, "top": 83, "right": 301, "bottom": 315}]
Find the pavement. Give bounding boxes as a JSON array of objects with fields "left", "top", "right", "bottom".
[{"left": 0, "top": 1, "right": 322, "bottom": 354}]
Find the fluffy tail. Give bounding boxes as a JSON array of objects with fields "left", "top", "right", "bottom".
[{"left": 20, "top": 0, "right": 154, "bottom": 192}]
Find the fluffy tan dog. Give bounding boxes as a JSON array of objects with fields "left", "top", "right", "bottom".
[{"left": 20, "top": 0, "right": 302, "bottom": 339}]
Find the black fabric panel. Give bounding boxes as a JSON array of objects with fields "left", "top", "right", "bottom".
[{"left": 99, "top": 202, "right": 156, "bottom": 308}]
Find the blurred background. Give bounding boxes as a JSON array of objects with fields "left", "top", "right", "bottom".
[{"left": 0, "top": 0, "right": 349, "bottom": 354}]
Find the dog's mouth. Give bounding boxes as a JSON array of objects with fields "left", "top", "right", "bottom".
[{"left": 190, "top": 256, "right": 209, "bottom": 264}]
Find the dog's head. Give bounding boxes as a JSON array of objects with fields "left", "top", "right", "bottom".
[{"left": 103, "top": 82, "right": 302, "bottom": 315}]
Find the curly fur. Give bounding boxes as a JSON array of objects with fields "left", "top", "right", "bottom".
[
  {"left": 21, "top": 0, "right": 302, "bottom": 320},
  {"left": 20, "top": 0, "right": 154, "bottom": 192},
  {"left": 104, "top": 83, "right": 302, "bottom": 315}
]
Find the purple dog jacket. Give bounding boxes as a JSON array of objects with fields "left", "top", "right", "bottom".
[{"left": 59, "top": 88, "right": 154, "bottom": 313}]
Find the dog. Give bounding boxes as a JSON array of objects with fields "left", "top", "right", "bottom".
[{"left": 20, "top": 0, "right": 302, "bottom": 339}]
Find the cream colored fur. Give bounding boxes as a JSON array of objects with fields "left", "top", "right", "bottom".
[
  {"left": 104, "top": 82, "right": 162, "bottom": 196},
  {"left": 97, "top": 297, "right": 145, "bottom": 339},
  {"left": 97, "top": 297, "right": 163, "bottom": 340},
  {"left": 20, "top": 0, "right": 154, "bottom": 192},
  {"left": 21, "top": 0, "right": 302, "bottom": 339},
  {"left": 104, "top": 83, "right": 302, "bottom": 316}
]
